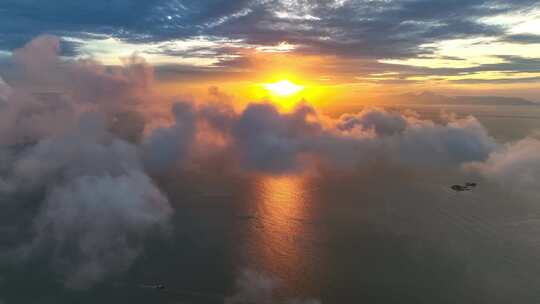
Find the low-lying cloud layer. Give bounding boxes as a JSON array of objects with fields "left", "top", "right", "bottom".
[
  {"left": 0, "top": 36, "right": 539, "bottom": 293},
  {"left": 465, "top": 136, "right": 540, "bottom": 196},
  {"left": 192, "top": 101, "right": 498, "bottom": 172}
]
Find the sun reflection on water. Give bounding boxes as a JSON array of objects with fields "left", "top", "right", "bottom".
[{"left": 245, "top": 175, "right": 314, "bottom": 287}]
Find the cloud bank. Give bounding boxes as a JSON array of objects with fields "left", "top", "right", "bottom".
[
  {"left": 193, "top": 101, "right": 497, "bottom": 172},
  {"left": 465, "top": 137, "right": 540, "bottom": 196},
  {"left": 0, "top": 36, "right": 538, "bottom": 291},
  {"left": 0, "top": 36, "right": 174, "bottom": 288}
]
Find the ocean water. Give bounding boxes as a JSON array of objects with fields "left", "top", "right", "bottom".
[{"left": 2, "top": 105, "right": 540, "bottom": 303}]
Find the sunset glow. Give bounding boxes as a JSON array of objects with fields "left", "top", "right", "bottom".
[
  {"left": 2, "top": 2, "right": 540, "bottom": 303},
  {"left": 264, "top": 80, "right": 305, "bottom": 97}
]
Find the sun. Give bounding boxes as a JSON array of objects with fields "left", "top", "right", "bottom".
[{"left": 264, "top": 80, "right": 304, "bottom": 96}]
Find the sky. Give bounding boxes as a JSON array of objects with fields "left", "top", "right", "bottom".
[{"left": 1, "top": 0, "right": 540, "bottom": 104}]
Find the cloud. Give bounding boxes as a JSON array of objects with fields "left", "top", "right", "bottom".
[
  {"left": 0, "top": 91, "right": 77, "bottom": 148},
  {"left": 0, "top": 76, "right": 11, "bottom": 101},
  {"left": 0, "top": 1, "right": 539, "bottom": 101},
  {"left": 0, "top": 36, "right": 176, "bottom": 288},
  {"left": 0, "top": 37, "right": 156, "bottom": 149},
  {"left": 500, "top": 33, "right": 540, "bottom": 44},
  {"left": 226, "top": 270, "right": 321, "bottom": 304},
  {"left": 1, "top": 0, "right": 539, "bottom": 78},
  {"left": 11, "top": 114, "right": 140, "bottom": 190},
  {"left": 230, "top": 103, "right": 322, "bottom": 172},
  {"left": 6, "top": 113, "right": 174, "bottom": 288},
  {"left": 30, "top": 171, "right": 172, "bottom": 289},
  {"left": 143, "top": 102, "right": 197, "bottom": 173},
  {"left": 11, "top": 35, "right": 155, "bottom": 107},
  {"left": 0, "top": 35, "right": 537, "bottom": 293},
  {"left": 382, "top": 114, "right": 496, "bottom": 166},
  {"left": 337, "top": 108, "right": 408, "bottom": 135},
  {"left": 64, "top": 54, "right": 155, "bottom": 106},
  {"left": 194, "top": 103, "right": 496, "bottom": 172},
  {"left": 465, "top": 137, "right": 540, "bottom": 194},
  {"left": 12, "top": 35, "right": 61, "bottom": 80}
]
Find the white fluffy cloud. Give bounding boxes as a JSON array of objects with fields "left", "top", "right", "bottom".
[
  {"left": 0, "top": 36, "right": 176, "bottom": 288},
  {"left": 465, "top": 137, "right": 540, "bottom": 194},
  {"left": 31, "top": 171, "right": 172, "bottom": 289},
  {"left": 143, "top": 102, "right": 197, "bottom": 173},
  {"left": 7, "top": 113, "right": 174, "bottom": 288},
  {"left": 194, "top": 103, "right": 497, "bottom": 172}
]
